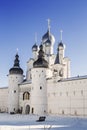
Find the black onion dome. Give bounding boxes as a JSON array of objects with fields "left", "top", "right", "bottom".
[
  {"left": 42, "top": 31, "right": 50, "bottom": 41},
  {"left": 58, "top": 42, "right": 64, "bottom": 48},
  {"left": 33, "top": 44, "right": 48, "bottom": 68},
  {"left": 45, "top": 39, "right": 51, "bottom": 46},
  {"left": 9, "top": 54, "right": 23, "bottom": 74},
  {"left": 42, "top": 30, "right": 55, "bottom": 44},
  {"left": 32, "top": 43, "right": 38, "bottom": 51}
]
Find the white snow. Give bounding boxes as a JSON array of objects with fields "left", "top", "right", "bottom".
[{"left": 0, "top": 113, "right": 87, "bottom": 129}]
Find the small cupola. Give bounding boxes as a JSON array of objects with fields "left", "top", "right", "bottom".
[
  {"left": 58, "top": 42, "right": 64, "bottom": 47},
  {"left": 58, "top": 30, "right": 64, "bottom": 50},
  {"left": 33, "top": 44, "right": 48, "bottom": 68},
  {"left": 9, "top": 53, "right": 23, "bottom": 74},
  {"left": 32, "top": 44, "right": 38, "bottom": 51},
  {"left": 55, "top": 30, "right": 65, "bottom": 64},
  {"left": 58, "top": 41, "right": 64, "bottom": 51}
]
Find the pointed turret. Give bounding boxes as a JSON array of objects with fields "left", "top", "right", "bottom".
[
  {"left": 9, "top": 53, "right": 23, "bottom": 74},
  {"left": 33, "top": 44, "right": 48, "bottom": 68},
  {"left": 8, "top": 53, "right": 23, "bottom": 114},
  {"left": 55, "top": 30, "right": 65, "bottom": 64},
  {"left": 55, "top": 41, "right": 64, "bottom": 64}
]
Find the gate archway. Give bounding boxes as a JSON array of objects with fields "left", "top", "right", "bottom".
[{"left": 25, "top": 105, "right": 30, "bottom": 114}]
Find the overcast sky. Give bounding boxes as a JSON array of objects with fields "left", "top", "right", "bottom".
[{"left": 0, "top": 0, "right": 87, "bottom": 87}]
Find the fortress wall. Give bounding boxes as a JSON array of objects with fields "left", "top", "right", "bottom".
[
  {"left": 47, "top": 78, "right": 87, "bottom": 116},
  {"left": 0, "top": 87, "right": 8, "bottom": 112}
]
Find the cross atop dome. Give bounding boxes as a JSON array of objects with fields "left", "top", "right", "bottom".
[
  {"left": 16, "top": 48, "right": 19, "bottom": 54},
  {"left": 60, "top": 30, "right": 63, "bottom": 42},
  {"left": 35, "top": 32, "right": 37, "bottom": 43},
  {"left": 47, "top": 18, "right": 51, "bottom": 32}
]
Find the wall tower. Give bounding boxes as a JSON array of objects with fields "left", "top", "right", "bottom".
[
  {"left": 31, "top": 44, "right": 48, "bottom": 115},
  {"left": 8, "top": 53, "right": 23, "bottom": 114}
]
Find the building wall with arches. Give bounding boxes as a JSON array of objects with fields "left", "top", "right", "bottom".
[{"left": 19, "top": 82, "right": 31, "bottom": 114}]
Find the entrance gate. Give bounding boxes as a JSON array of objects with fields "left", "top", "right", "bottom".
[{"left": 25, "top": 105, "right": 30, "bottom": 114}]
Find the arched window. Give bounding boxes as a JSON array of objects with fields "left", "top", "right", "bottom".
[{"left": 23, "top": 92, "right": 30, "bottom": 100}]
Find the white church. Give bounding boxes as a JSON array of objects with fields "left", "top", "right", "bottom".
[{"left": 0, "top": 21, "right": 87, "bottom": 117}]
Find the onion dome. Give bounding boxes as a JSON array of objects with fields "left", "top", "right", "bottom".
[
  {"left": 55, "top": 42, "right": 64, "bottom": 64},
  {"left": 45, "top": 39, "right": 51, "bottom": 47},
  {"left": 9, "top": 53, "right": 23, "bottom": 74},
  {"left": 32, "top": 43, "right": 38, "bottom": 51},
  {"left": 42, "top": 30, "right": 55, "bottom": 45},
  {"left": 33, "top": 44, "right": 48, "bottom": 68},
  {"left": 58, "top": 42, "right": 64, "bottom": 47},
  {"left": 58, "top": 41, "right": 64, "bottom": 51}
]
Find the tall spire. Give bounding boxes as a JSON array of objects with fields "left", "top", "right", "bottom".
[
  {"left": 47, "top": 18, "right": 51, "bottom": 32},
  {"left": 60, "top": 30, "right": 63, "bottom": 42},
  {"left": 35, "top": 32, "right": 37, "bottom": 43},
  {"left": 16, "top": 48, "right": 19, "bottom": 54},
  {"left": 32, "top": 33, "right": 38, "bottom": 52}
]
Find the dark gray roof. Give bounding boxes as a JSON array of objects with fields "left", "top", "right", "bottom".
[
  {"left": 9, "top": 66, "right": 23, "bottom": 74},
  {"left": 42, "top": 30, "right": 53, "bottom": 44},
  {"left": 33, "top": 58, "right": 48, "bottom": 68},
  {"left": 19, "top": 80, "right": 32, "bottom": 85},
  {"left": 33, "top": 44, "right": 48, "bottom": 68}
]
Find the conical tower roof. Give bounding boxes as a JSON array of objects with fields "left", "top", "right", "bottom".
[
  {"left": 9, "top": 53, "right": 23, "bottom": 74},
  {"left": 33, "top": 44, "right": 48, "bottom": 68}
]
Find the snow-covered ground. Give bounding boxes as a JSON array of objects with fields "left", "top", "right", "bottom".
[{"left": 0, "top": 113, "right": 87, "bottom": 130}]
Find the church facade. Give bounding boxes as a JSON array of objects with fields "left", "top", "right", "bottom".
[{"left": 0, "top": 23, "right": 87, "bottom": 117}]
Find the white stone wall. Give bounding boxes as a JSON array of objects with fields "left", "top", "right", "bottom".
[
  {"left": 63, "top": 57, "right": 71, "bottom": 78},
  {"left": 47, "top": 77, "right": 87, "bottom": 116},
  {"left": 26, "top": 59, "right": 34, "bottom": 81},
  {"left": 19, "top": 83, "right": 31, "bottom": 114},
  {"left": 49, "top": 55, "right": 56, "bottom": 65},
  {"left": 0, "top": 87, "right": 8, "bottom": 112}
]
